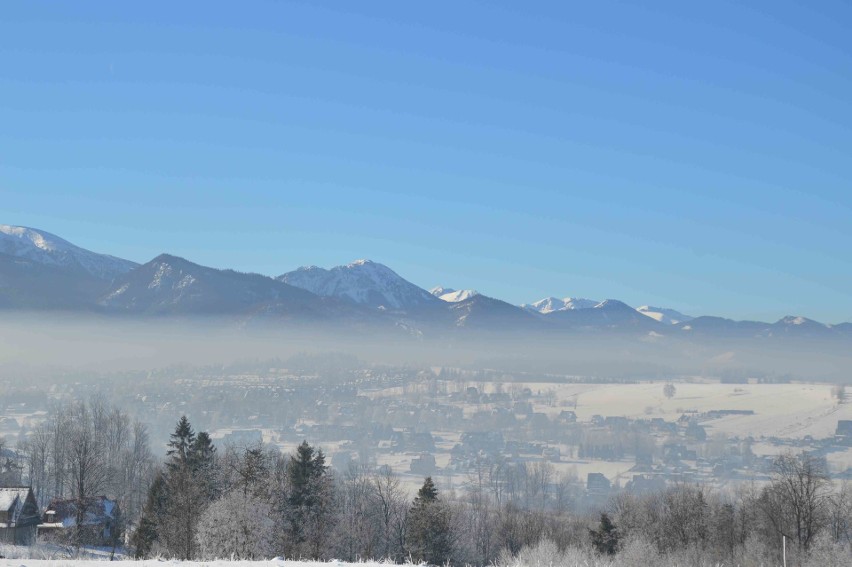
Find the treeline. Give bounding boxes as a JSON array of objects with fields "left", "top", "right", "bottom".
[
  {"left": 11, "top": 409, "right": 852, "bottom": 565},
  {"left": 125, "top": 417, "right": 852, "bottom": 566}
]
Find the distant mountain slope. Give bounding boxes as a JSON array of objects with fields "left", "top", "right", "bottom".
[
  {"left": 279, "top": 260, "right": 440, "bottom": 311},
  {"left": 636, "top": 306, "right": 694, "bottom": 325},
  {"left": 833, "top": 322, "right": 852, "bottom": 337},
  {"left": 0, "top": 252, "right": 109, "bottom": 309},
  {"left": 100, "top": 254, "right": 334, "bottom": 318},
  {"left": 546, "top": 299, "right": 662, "bottom": 331},
  {"left": 522, "top": 296, "right": 599, "bottom": 314},
  {"left": 448, "top": 294, "right": 541, "bottom": 330},
  {"left": 676, "top": 316, "right": 772, "bottom": 338},
  {"left": 766, "top": 316, "right": 835, "bottom": 338},
  {"left": 0, "top": 224, "right": 137, "bottom": 281}
]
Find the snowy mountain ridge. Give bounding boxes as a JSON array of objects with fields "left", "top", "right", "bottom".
[
  {"left": 278, "top": 259, "right": 439, "bottom": 311},
  {"left": 0, "top": 224, "right": 847, "bottom": 338},
  {"left": 430, "top": 286, "right": 479, "bottom": 303},
  {"left": 0, "top": 224, "right": 138, "bottom": 281},
  {"left": 521, "top": 296, "right": 600, "bottom": 314}
]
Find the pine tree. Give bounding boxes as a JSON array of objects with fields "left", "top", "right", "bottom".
[
  {"left": 191, "top": 431, "right": 218, "bottom": 501},
  {"left": 166, "top": 416, "right": 196, "bottom": 469},
  {"left": 589, "top": 512, "right": 619, "bottom": 555},
  {"left": 131, "top": 473, "right": 167, "bottom": 558},
  {"left": 135, "top": 416, "right": 216, "bottom": 560},
  {"left": 407, "top": 477, "right": 451, "bottom": 565},
  {"left": 284, "top": 441, "right": 334, "bottom": 558}
]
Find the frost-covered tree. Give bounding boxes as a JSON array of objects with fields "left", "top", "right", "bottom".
[{"left": 196, "top": 489, "right": 275, "bottom": 560}]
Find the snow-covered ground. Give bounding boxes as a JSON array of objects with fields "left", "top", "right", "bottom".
[
  {"left": 1, "top": 557, "right": 390, "bottom": 567},
  {"left": 517, "top": 380, "right": 852, "bottom": 439},
  {"left": 0, "top": 549, "right": 398, "bottom": 567}
]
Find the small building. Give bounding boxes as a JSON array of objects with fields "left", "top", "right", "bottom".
[
  {"left": 40, "top": 496, "right": 121, "bottom": 546},
  {"left": 836, "top": 420, "right": 852, "bottom": 445},
  {"left": 587, "top": 472, "right": 611, "bottom": 493},
  {"left": 0, "top": 486, "right": 40, "bottom": 545},
  {"left": 410, "top": 452, "right": 437, "bottom": 475}
]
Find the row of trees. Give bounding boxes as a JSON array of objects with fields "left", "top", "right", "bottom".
[
  {"left": 10, "top": 408, "right": 852, "bottom": 564},
  {"left": 124, "top": 417, "right": 851, "bottom": 565}
]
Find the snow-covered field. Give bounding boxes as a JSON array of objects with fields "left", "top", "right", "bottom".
[{"left": 522, "top": 381, "right": 851, "bottom": 439}]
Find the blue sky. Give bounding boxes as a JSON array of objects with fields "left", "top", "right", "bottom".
[{"left": 2, "top": 1, "right": 851, "bottom": 322}]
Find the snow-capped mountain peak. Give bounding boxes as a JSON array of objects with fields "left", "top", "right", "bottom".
[
  {"left": 279, "top": 260, "right": 438, "bottom": 310},
  {"left": 430, "top": 286, "right": 454, "bottom": 297},
  {"left": 430, "top": 286, "right": 479, "bottom": 303},
  {"left": 636, "top": 305, "right": 694, "bottom": 325},
  {"left": 0, "top": 224, "right": 138, "bottom": 281},
  {"left": 522, "top": 296, "right": 599, "bottom": 314}
]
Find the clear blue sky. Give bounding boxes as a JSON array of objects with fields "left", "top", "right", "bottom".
[{"left": 2, "top": 1, "right": 851, "bottom": 323}]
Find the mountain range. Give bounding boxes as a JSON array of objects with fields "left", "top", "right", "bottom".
[{"left": 1, "top": 224, "right": 849, "bottom": 341}]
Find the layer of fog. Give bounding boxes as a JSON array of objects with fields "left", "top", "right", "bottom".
[{"left": 0, "top": 312, "right": 850, "bottom": 382}]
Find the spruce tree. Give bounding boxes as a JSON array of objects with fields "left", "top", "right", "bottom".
[
  {"left": 285, "top": 441, "right": 333, "bottom": 557},
  {"left": 407, "top": 477, "right": 451, "bottom": 565},
  {"left": 135, "top": 416, "right": 216, "bottom": 560},
  {"left": 191, "top": 431, "right": 218, "bottom": 501},
  {"left": 167, "top": 415, "right": 196, "bottom": 469},
  {"left": 589, "top": 513, "right": 619, "bottom": 555},
  {"left": 131, "top": 473, "right": 167, "bottom": 558}
]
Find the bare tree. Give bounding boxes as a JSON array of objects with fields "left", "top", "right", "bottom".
[
  {"left": 369, "top": 466, "right": 408, "bottom": 560},
  {"left": 759, "top": 452, "right": 831, "bottom": 552}
]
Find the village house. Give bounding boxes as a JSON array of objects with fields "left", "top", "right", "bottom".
[
  {"left": 0, "top": 486, "right": 40, "bottom": 545},
  {"left": 39, "top": 496, "right": 121, "bottom": 546}
]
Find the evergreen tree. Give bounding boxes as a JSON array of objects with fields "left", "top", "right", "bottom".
[
  {"left": 236, "top": 445, "right": 269, "bottom": 498},
  {"left": 407, "top": 477, "right": 452, "bottom": 565},
  {"left": 131, "top": 473, "right": 167, "bottom": 558},
  {"left": 589, "top": 512, "right": 619, "bottom": 555},
  {"left": 134, "top": 416, "right": 216, "bottom": 560},
  {"left": 191, "top": 431, "right": 218, "bottom": 501},
  {"left": 284, "top": 441, "right": 334, "bottom": 558},
  {"left": 166, "top": 415, "right": 196, "bottom": 469}
]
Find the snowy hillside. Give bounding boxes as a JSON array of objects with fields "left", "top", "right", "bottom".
[
  {"left": 430, "top": 286, "right": 479, "bottom": 302},
  {"left": 279, "top": 260, "right": 439, "bottom": 310},
  {"left": 0, "top": 224, "right": 137, "bottom": 281},
  {"left": 522, "top": 296, "right": 599, "bottom": 314},
  {"left": 636, "top": 305, "right": 694, "bottom": 325}
]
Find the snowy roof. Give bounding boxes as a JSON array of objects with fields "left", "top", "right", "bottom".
[
  {"left": 0, "top": 487, "right": 32, "bottom": 526},
  {"left": 0, "top": 487, "right": 29, "bottom": 512}
]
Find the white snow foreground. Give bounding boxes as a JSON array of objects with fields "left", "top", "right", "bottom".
[{"left": 0, "top": 560, "right": 402, "bottom": 567}]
